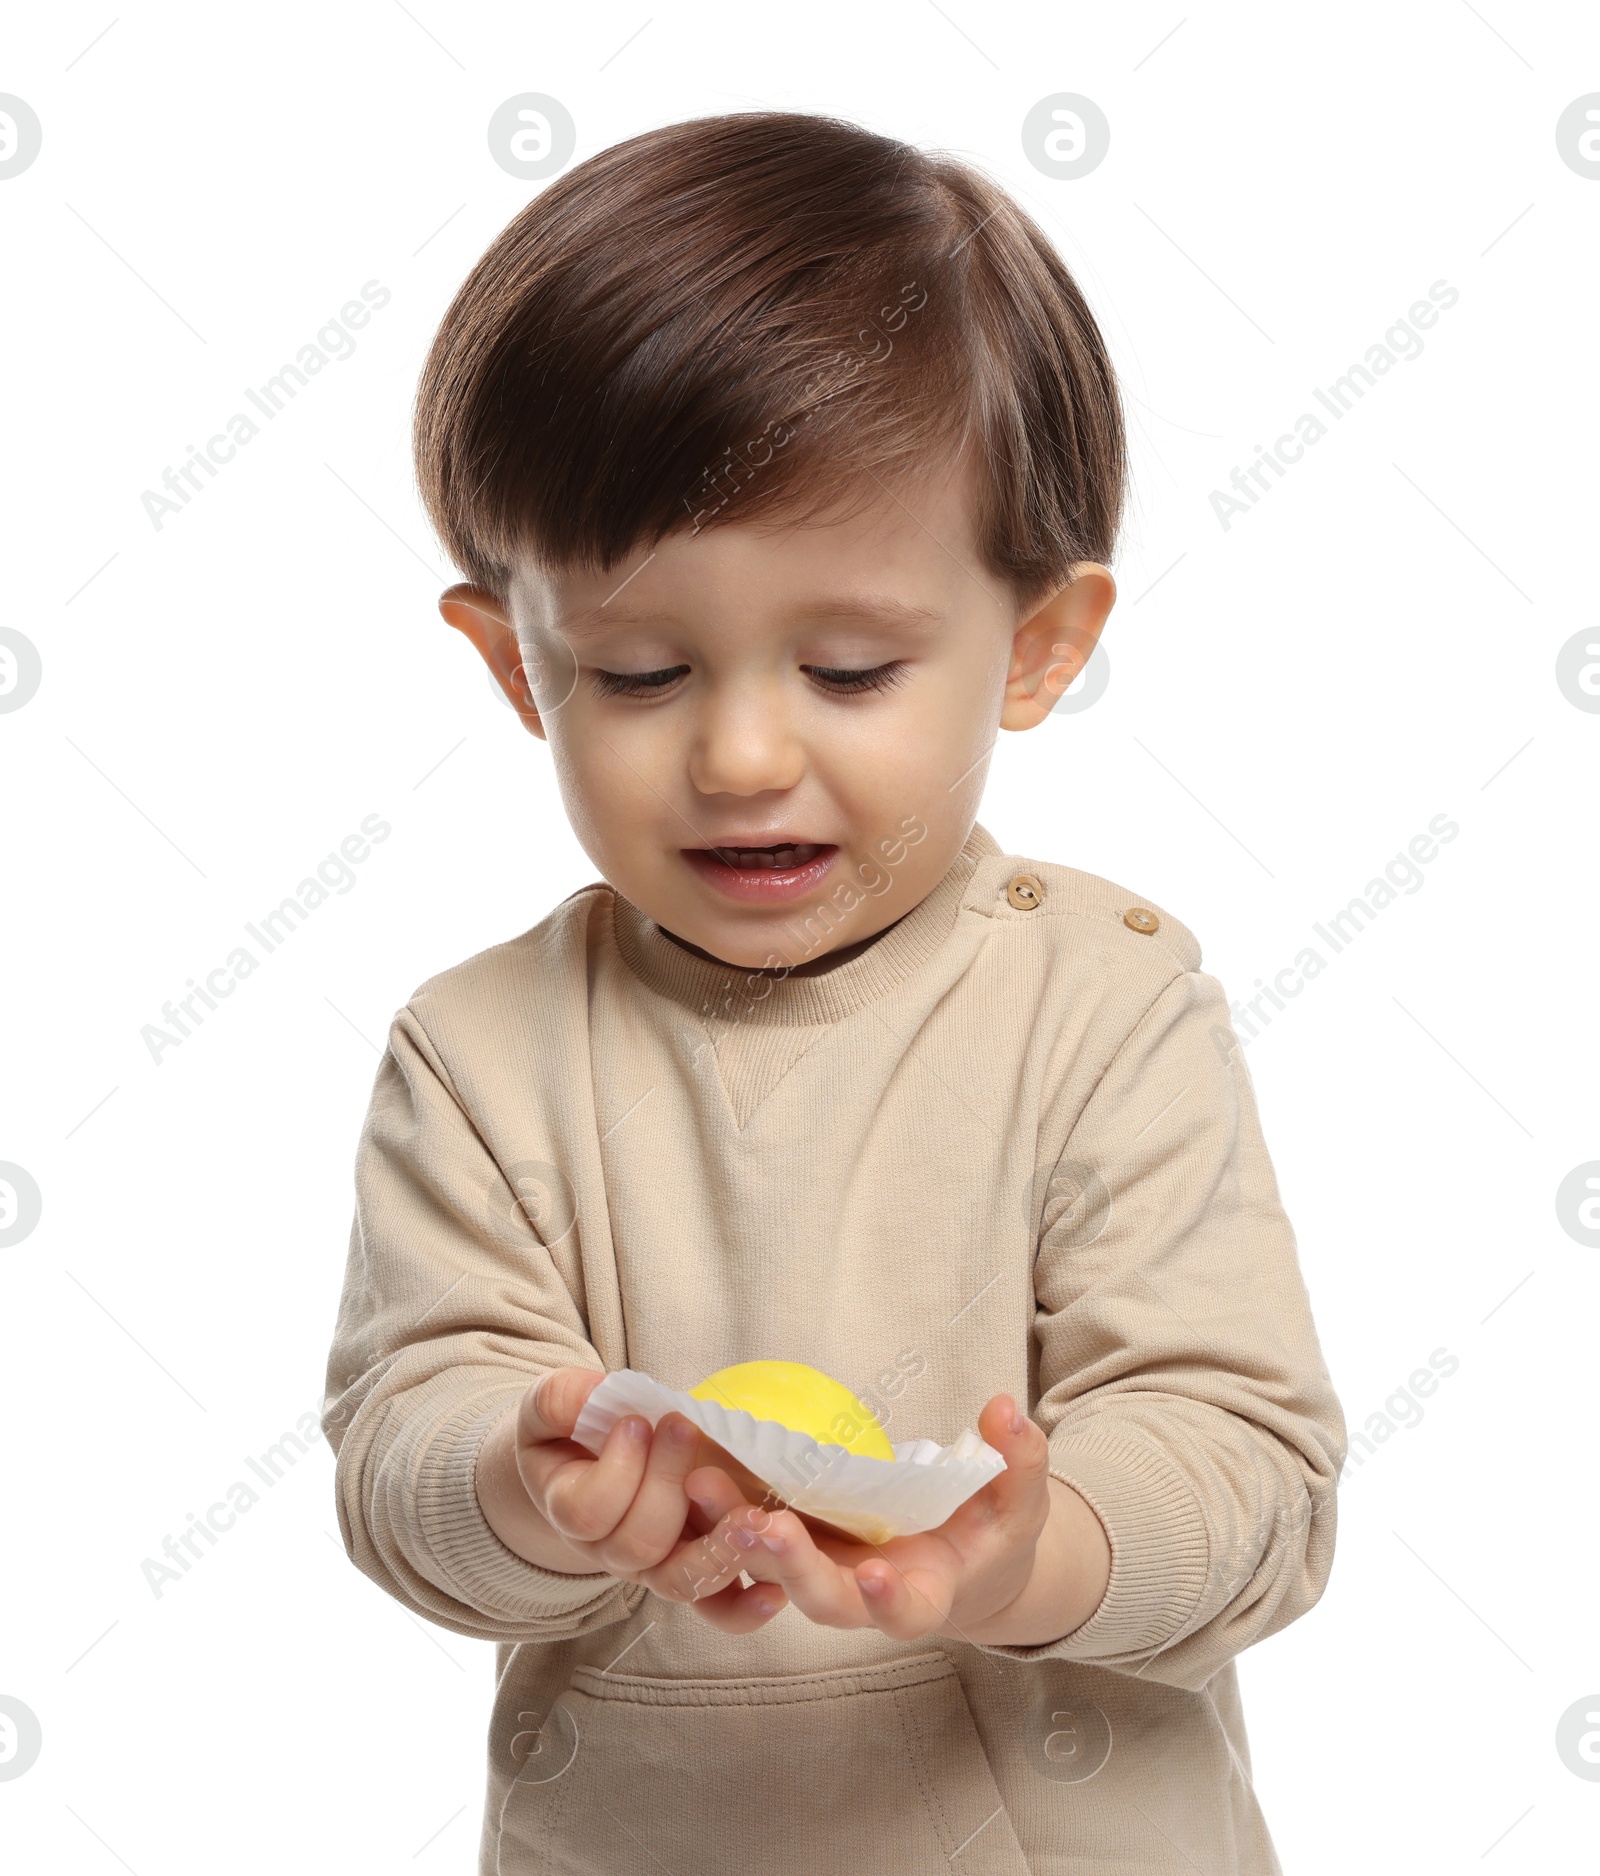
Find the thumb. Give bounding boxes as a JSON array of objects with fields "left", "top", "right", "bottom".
[
  {"left": 519, "top": 1366, "right": 605, "bottom": 1445},
  {"left": 978, "top": 1394, "right": 1051, "bottom": 1516}
]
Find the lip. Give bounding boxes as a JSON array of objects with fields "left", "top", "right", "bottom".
[{"left": 682, "top": 842, "right": 840, "bottom": 904}]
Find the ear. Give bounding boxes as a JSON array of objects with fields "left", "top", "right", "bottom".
[
  {"left": 1000, "top": 563, "right": 1116, "bottom": 732},
  {"left": 438, "top": 583, "right": 547, "bottom": 740}
]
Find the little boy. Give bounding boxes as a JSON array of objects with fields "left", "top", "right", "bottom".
[{"left": 323, "top": 111, "right": 1346, "bottom": 1875}]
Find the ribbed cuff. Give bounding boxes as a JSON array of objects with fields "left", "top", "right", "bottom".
[
  {"left": 980, "top": 1427, "right": 1210, "bottom": 1663},
  {"left": 411, "top": 1385, "right": 628, "bottom": 1626}
]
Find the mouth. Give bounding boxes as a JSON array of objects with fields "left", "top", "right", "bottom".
[{"left": 682, "top": 840, "right": 840, "bottom": 904}]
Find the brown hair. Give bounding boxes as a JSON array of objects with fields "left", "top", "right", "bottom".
[{"left": 414, "top": 111, "right": 1125, "bottom": 609}]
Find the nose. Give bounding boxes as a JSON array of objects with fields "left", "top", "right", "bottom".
[{"left": 685, "top": 675, "right": 806, "bottom": 800}]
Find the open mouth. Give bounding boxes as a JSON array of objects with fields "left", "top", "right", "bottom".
[
  {"left": 712, "top": 842, "right": 824, "bottom": 870},
  {"left": 682, "top": 841, "right": 840, "bottom": 903}
]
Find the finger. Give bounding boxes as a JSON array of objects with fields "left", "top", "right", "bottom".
[
  {"left": 973, "top": 1394, "right": 1052, "bottom": 1523},
  {"left": 680, "top": 1577, "right": 789, "bottom": 1634},
  {"left": 685, "top": 1435, "right": 776, "bottom": 1509},
  {"left": 592, "top": 1414, "right": 703, "bottom": 1573},
  {"left": 518, "top": 1366, "right": 605, "bottom": 1445},
  {"left": 538, "top": 1413, "right": 653, "bottom": 1545},
  {"left": 684, "top": 1464, "right": 768, "bottom": 1528},
  {"left": 642, "top": 1502, "right": 772, "bottom": 1605},
  {"left": 744, "top": 1507, "right": 871, "bottom": 1628},
  {"left": 798, "top": 1517, "right": 874, "bottom": 1567},
  {"left": 855, "top": 1556, "right": 956, "bottom": 1641}
]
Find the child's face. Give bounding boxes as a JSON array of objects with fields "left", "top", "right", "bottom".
[{"left": 443, "top": 454, "right": 1113, "bottom": 971}]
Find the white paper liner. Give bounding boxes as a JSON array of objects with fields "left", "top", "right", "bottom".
[{"left": 571, "top": 1368, "right": 1006, "bottom": 1545}]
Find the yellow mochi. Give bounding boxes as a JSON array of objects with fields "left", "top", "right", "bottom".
[{"left": 690, "top": 1360, "right": 895, "bottom": 1462}]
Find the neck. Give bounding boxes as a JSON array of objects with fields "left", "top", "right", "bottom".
[{"left": 660, "top": 916, "right": 908, "bottom": 978}]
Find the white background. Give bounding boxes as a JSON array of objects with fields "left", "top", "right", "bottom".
[{"left": 2, "top": 3, "right": 1596, "bottom": 1870}]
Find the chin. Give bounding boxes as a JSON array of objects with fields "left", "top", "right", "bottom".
[{"left": 694, "top": 924, "right": 792, "bottom": 972}]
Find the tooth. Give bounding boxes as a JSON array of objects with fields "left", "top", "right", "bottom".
[{"left": 709, "top": 842, "right": 822, "bottom": 869}]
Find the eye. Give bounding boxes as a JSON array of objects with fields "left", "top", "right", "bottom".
[
  {"left": 803, "top": 661, "right": 909, "bottom": 697},
  {"left": 590, "top": 665, "right": 690, "bottom": 699}
]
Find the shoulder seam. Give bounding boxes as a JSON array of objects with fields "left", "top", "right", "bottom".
[
  {"left": 1042, "top": 904, "right": 1200, "bottom": 975},
  {"left": 1064, "top": 961, "right": 1200, "bottom": 1134},
  {"left": 389, "top": 1001, "right": 474, "bottom": 1115},
  {"left": 965, "top": 893, "right": 1201, "bottom": 974}
]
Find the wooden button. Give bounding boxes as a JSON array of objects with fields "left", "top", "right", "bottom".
[
  {"left": 1123, "top": 907, "right": 1159, "bottom": 935},
  {"left": 1006, "top": 873, "right": 1045, "bottom": 911}
]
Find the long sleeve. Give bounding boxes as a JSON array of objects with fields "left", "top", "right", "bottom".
[
  {"left": 989, "top": 967, "right": 1346, "bottom": 1689},
  {"left": 321, "top": 1005, "right": 645, "bottom": 1644}
]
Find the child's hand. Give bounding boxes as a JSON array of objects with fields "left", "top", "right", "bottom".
[
  {"left": 479, "top": 1367, "right": 789, "bottom": 1633},
  {"left": 683, "top": 1394, "right": 1112, "bottom": 1647}
]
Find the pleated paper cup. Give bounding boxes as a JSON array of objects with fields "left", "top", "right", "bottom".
[{"left": 570, "top": 1368, "right": 1006, "bottom": 1545}]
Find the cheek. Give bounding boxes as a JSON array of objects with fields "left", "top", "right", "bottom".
[
  {"left": 850, "top": 658, "right": 1001, "bottom": 774},
  {"left": 881, "top": 667, "right": 1003, "bottom": 865},
  {"left": 886, "top": 659, "right": 1004, "bottom": 795},
  {"left": 545, "top": 718, "right": 633, "bottom": 854},
  {"left": 812, "top": 669, "right": 998, "bottom": 850}
]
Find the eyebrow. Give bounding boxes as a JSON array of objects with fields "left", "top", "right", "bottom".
[{"left": 555, "top": 595, "right": 944, "bottom": 639}]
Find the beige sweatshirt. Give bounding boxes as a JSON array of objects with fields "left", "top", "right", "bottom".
[{"left": 322, "top": 823, "right": 1345, "bottom": 1875}]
